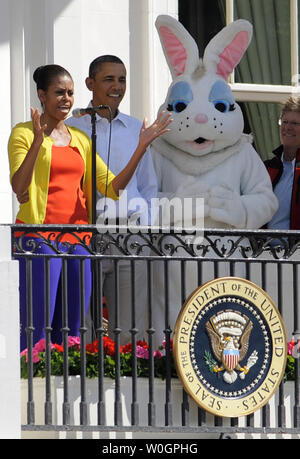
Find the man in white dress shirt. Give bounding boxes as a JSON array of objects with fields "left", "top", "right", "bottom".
[{"left": 67, "top": 55, "right": 157, "bottom": 344}]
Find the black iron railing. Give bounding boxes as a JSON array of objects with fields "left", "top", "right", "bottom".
[{"left": 12, "top": 225, "right": 300, "bottom": 437}]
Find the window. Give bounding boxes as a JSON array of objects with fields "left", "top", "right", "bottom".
[{"left": 179, "top": 0, "right": 300, "bottom": 159}]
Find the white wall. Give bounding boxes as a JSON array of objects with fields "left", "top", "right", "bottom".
[
  {"left": 0, "top": 226, "right": 20, "bottom": 439},
  {"left": 43, "top": 0, "right": 177, "bottom": 121},
  {"left": 0, "top": 0, "right": 12, "bottom": 223}
]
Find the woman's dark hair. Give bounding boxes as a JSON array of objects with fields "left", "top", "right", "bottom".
[
  {"left": 88, "top": 55, "right": 124, "bottom": 79},
  {"left": 33, "top": 65, "right": 73, "bottom": 91}
]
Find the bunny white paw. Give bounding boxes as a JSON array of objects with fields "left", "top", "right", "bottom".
[{"left": 208, "top": 185, "right": 246, "bottom": 228}]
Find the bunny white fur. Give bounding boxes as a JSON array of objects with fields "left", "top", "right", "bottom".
[
  {"left": 152, "top": 15, "right": 277, "bottom": 229},
  {"left": 149, "top": 16, "right": 278, "bottom": 345}
]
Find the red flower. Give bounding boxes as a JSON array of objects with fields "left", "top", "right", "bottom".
[
  {"left": 86, "top": 337, "right": 149, "bottom": 357},
  {"left": 122, "top": 343, "right": 132, "bottom": 354},
  {"left": 86, "top": 339, "right": 99, "bottom": 354},
  {"left": 121, "top": 341, "right": 149, "bottom": 354},
  {"left": 54, "top": 343, "right": 64, "bottom": 353},
  {"left": 103, "top": 336, "right": 123, "bottom": 357},
  {"left": 103, "top": 337, "right": 115, "bottom": 356},
  {"left": 85, "top": 337, "right": 119, "bottom": 356}
]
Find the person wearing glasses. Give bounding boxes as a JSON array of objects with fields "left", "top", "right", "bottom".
[{"left": 265, "top": 97, "right": 300, "bottom": 230}]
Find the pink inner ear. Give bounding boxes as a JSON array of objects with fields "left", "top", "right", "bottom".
[
  {"left": 159, "top": 26, "right": 187, "bottom": 76},
  {"left": 217, "top": 31, "right": 249, "bottom": 79}
]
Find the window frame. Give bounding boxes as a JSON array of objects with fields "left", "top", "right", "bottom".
[{"left": 227, "top": 0, "right": 300, "bottom": 103}]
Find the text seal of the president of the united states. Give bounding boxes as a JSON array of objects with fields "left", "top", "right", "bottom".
[{"left": 173, "top": 277, "right": 287, "bottom": 418}]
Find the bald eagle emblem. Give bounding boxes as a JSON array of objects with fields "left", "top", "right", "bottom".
[{"left": 206, "top": 310, "right": 258, "bottom": 384}]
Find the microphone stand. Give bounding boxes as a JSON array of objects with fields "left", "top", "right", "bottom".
[
  {"left": 90, "top": 112, "right": 100, "bottom": 341},
  {"left": 91, "top": 113, "right": 97, "bottom": 224},
  {"left": 90, "top": 107, "right": 112, "bottom": 341}
]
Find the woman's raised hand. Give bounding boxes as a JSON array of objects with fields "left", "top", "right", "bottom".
[
  {"left": 11, "top": 108, "right": 48, "bottom": 196},
  {"left": 31, "top": 107, "right": 48, "bottom": 145},
  {"left": 139, "top": 111, "right": 172, "bottom": 149}
]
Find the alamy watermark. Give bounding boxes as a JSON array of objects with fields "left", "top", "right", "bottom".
[{"left": 96, "top": 191, "right": 205, "bottom": 245}]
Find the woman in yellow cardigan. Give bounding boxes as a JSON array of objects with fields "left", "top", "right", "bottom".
[{"left": 9, "top": 64, "right": 171, "bottom": 349}]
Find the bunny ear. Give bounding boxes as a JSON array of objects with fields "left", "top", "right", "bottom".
[
  {"left": 155, "top": 15, "right": 200, "bottom": 78},
  {"left": 203, "top": 19, "right": 253, "bottom": 80}
]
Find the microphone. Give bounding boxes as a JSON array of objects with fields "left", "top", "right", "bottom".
[{"left": 72, "top": 105, "right": 110, "bottom": 118}]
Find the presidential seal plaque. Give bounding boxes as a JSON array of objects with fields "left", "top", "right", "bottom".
[{"left": 173, "top": 277, "right": 287, "bottom": 418}]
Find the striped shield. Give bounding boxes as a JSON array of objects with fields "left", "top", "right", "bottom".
[{"left": 223, "top": 348, "right": 239, "bottom": 371}]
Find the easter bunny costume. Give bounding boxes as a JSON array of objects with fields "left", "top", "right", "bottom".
[{"left": 149, "top": 16, "right": 278, "bottom": 345}]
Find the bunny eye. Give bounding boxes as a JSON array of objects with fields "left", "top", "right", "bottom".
[
  {"left": 174, "top": 100, "right": 188, "bottom": 113},
  {"left": 209, "top": 81, "right": 236, "bottom": 113},
  {"left": 167, "top": 82, "right": 193, "bottom": 114},
  {"left": 167, "top": 100, "right": 188, "bottom": 113},
  {"left": 213, "top": 100, "right": 235, "bottom": 113}
]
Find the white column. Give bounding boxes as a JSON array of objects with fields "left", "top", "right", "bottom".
[
  {"left": 0, "top": 226, "right": 20, "bottom": 439},
  {"left": 128, "top": 0, "right": 178, "bottom": 122},
  {"left": 9, "top": 0, "right": 27, "bottom": 222},
  {"left": 0, "top": 0, "right": 14, "bottom": 223}
]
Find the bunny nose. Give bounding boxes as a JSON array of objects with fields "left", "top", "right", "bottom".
[{"left": 195, "top": 114, "right": 208, "bottom": 124}]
